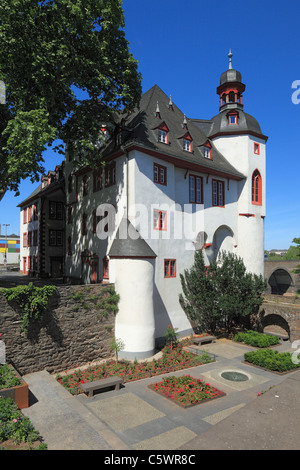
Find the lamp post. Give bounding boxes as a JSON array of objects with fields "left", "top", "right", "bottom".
[{"left": 2, "top": 224, "right": 10, "bottom": 267}]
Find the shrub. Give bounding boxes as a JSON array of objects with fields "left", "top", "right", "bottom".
[
  {"left": 0, "top": 283, "right": 57, "bottom": 333},
  {"left": 0, "top": 396, "right": 41, "bottom": 445},
  {"left": 0, "top": 364, "right": 22, "bottom": 389},
  {"left": 244, "top": 349, "right": 300, "bottom": 372},
  {"left": 234, "top": 330, "right": 280, "bottom": 348}
]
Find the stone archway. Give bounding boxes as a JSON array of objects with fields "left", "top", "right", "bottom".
[
  {"left": 268, "top": 268, "right": 294, "bottom": 294},
  {"left": 261, "top": 313, "right": 290, "bottom": 339},
  {"left": 212, "top": 225, "right": 234, "bottom": 259}
]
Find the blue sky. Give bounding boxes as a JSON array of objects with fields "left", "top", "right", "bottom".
[{"left": 1, "top": 0, "right": 300, "bottom": 250}]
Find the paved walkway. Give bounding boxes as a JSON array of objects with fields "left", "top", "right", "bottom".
[{"left": 22, "top": 339, "right": 300, "bottom": 450}]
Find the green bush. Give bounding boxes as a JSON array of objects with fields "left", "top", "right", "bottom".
[
  {"left": 0, "top": 364, "right": 22, "bottom": 389},
  {"left": 244, "top": 349, "right": 300, "bottom": 372},
  {"left": 1, "top": 283, "right": 57, "bottom": 333},
  {"left": 0, "top": 396, "right": 42, "bottom": 445},
  {"left": 234, "top": 330, "right": 280, "bottom": 348}
]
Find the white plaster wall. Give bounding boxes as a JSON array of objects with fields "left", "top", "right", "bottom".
[
  {"left": 130, "top": 150, "right": 240, "bottom": 339},
  {"left": 65, "top": 155, "right": 128, "bottom": 281},
  {"left": 113, "top": 257, "right": 156, "bottom": 359}
]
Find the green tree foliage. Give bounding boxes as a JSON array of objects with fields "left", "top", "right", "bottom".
[
  {"left": 292, "top": 237, "right": 300, "bottom": 276},
  {"left": 0, "top": 0, "right": 142, "bottom": 199},
  {"left": 179, "top": 250, "right": 267, "bottom": 334}
]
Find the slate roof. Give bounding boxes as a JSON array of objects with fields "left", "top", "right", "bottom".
[
  {"left": 109, "top": 218, "right": 156, "bottom": 259},
  {"left": 104, "top": 84, "right": 245, "bottom": 180},
  {"left": 17, "top": 162, "right": 65, "bottom": 207},
  {"left": 208, "top": 109, "right": 267, "bottom": 140}
]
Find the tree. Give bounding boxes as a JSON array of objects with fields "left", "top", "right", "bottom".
[
  {"left": 0, "top": 0, "right": 142, "bottom": 199},
  {"left": 292, "top": 237, "right": 300, "bottom": 277},
  {"left": 179, "top": 250, "right": 267, "bottom": 334}
]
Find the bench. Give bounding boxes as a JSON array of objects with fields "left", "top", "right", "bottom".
[
  {"left": 193, "top": 335, "right": 216, "bottom": 346},
  {"left": 80, "top": 376, "right": 124, "bottom": 397}
]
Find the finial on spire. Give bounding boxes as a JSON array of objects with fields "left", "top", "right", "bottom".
[{"left": 228, "top": 49, "right": 233, "bottom": 69}]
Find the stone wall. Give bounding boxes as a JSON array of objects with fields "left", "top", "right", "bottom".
[
  {"left": 0, "top": 284, "right": 116, "bottom": 375},
  {"left": 258, "top": 294, "right": 300, "bottom": 342},
  {"left": 264, "top": 260, "right": 300, "bottom": 293}
]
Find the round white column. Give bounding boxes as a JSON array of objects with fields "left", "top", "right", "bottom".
[{"left": 114, "top": 257, "right": 155, "bottom": 360}]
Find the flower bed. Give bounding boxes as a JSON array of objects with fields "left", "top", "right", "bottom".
[
  {"left": 56, "top": 343, "right": 214, "bottom": 395},
  {"left": 233, "top": 330, "right": 280, "bottom": 348},
  {"left": 148, "top": 375, "right": 225, "bottom": 408},
  {"left": 0, "top": 364, "right": 29, "bottom": 409},
  {"left": 244, "top": 349, "right": 300, "bottom": 373},
  {"left": 0, "top": 396, "right": 47, "bottom": 450}
]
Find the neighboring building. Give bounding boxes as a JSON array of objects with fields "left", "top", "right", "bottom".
[
  {"left": 64, "top": 52, "right": 267, "bottom": 359},
  {"left": 0, "top": 234, "right": 20, "bottom": 265},
  {"left": 18, "top": 163, "right": 65, "bottom": 277}
]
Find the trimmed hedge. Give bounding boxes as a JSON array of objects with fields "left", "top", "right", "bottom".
[
  {"left": 244, "top": 349, "right": 300, "bottom": 372},
  {"left": 234, "top": 330, "right": 280, "bottom": 348}
]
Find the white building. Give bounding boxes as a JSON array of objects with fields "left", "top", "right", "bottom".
[
  {"left": 64, "top": 53, "right": 267, "bottom": 359},
  {"left": 18, "top": 163, "right": 65, "bottom": 277}
]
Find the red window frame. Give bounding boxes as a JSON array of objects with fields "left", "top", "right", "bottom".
[
  {"left": 212, "top": 179, "right": 225, "bottom": 207},
  {"left": 203, "top": 146, "right": 211, "bottom": 159},
  {"left": 27, "top": 231, "right": 32, "bottom": 247},
  {"left": 189, "top": 175, "right": 203, "bottom": 204},
  {"left": 103, "top": 257, "right": 109, "bottom": 280},
  {"left": 23, "top": 232, "right": 27, "bottom": 248},
  {"left": 252, "top": 170, "right": 262, "bottom": 205},
  {"left": 92, "top": 209, "right": 102, "bottom": 233},
  {"left": 82, "top": 174, "right": 88, "bottom": 196},
  {"left": 93, "top": 167, "right": 103, "bottom": 192},
  {"left": 82, "top": 213, "right": 88, "bottom": 236},
  {"left": 23, "top": 208, "right": 27, "bottom": 224},
  {"left": 157, "top": 123, "right": 169, "bottom": 144},
  {"left": 33, "top": 230, "right": 38, "bottom": 247},
  {"left": 153, "top": 210, "right": 167, "bottom": 231},
  {"left": 228, "top": 111, "right": 238, "bottom": 125},
  {"left": 164, "top": 259, "right": 176, "bottom": 278},
  {"left": 105, "top": 163, "right": 116, "bottom": 187},
  {"left": 254, "top": 143, "right": 260, "bottom": 155},
  {"left": 153, "top": 162, "right": 167, "bottom": 185},
  {"left": 28, "top": 205, "right": 32, "bottom": 223}
]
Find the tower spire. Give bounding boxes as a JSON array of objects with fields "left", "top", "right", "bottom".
[{"left": 228, "top": 49, "right": 233, "bottom": 69}]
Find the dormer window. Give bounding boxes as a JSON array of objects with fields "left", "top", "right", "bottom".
[
  {"left": 157, "top": 122, "right": 169, "bottom": 144},
  {"left": 158, "top": 129, "right": 168, "bottom": 143},
  {"left": 203, "top": 142, "right": 212, "bottom": 159},
  {"left": 183, "top": 139, "right": 191, "bottom": 152},
  {"left": 228, "top": 111, "right": 238, "bottom": 125}
]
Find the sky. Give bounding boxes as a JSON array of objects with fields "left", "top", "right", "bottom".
[{"left": 1, "top": 0, "right": 300, "bottom": 251}]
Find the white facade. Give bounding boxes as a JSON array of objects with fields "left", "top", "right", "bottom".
[{"left": 64, "top": 62, "right": 267, "bottom": 359}]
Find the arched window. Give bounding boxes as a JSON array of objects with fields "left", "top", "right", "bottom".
[{"left": 252, "top": 170, "right": 262, "bottom": 205}]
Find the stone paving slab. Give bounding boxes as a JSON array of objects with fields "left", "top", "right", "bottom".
[
  {"left": 133, "top": 426, "right": 197, "bottom": 450},
  {"left": 85, "top": 392, "right": 165, "bottom": 432}
]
